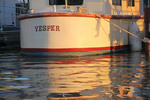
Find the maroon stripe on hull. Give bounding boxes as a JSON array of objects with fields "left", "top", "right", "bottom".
[
  {"left": 18, "top": 12, "right": 144, "bottom": 20},
  {"left": 21, "top": 45, "right": 129, "bottom": 52}
]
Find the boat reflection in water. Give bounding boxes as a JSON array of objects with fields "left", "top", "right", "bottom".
[
  {"left": 47, "top": 58, "right": 111, "bottom": 100},
  {"left": 0, "top": 51, "right": 150, "bottom": 99},
  {"left": 21, "top": 55, "right": 111, "bottom": 100}
]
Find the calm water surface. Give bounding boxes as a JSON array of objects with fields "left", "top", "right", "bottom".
[{"left": 0, "top": 50, "right": 150, "bottom": 100}]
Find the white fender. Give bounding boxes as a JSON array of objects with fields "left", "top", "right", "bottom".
[{"left": 129, "top": 22, "right": 142, "bottom": 52}]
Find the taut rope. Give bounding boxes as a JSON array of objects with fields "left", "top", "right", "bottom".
[{"left": 95, "top": 14, "right": 150, "bottom": 43}]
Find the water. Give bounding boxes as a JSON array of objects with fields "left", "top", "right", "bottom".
[{"left": 0, "top": 50, "right": 150, "bottom": 100}]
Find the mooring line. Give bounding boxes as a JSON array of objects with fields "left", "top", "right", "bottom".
[{"left": 95, "top": 14, "right": 150, "bottom": 43}]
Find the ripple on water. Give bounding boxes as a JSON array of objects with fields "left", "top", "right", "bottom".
[{"left": 0, "top": 51, "right": 150, "bottom": 100}]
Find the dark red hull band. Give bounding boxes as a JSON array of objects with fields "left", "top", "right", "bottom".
[
  {"left": 22, "top": 45, "right": 129, "bottom": 53},
  {"left": 18, "top": 12, "right": 144, "bottom": 20}
]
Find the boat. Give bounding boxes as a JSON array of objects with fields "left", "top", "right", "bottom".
[{"left": 18, "top": 0, "right": 145, "bottom": 56}]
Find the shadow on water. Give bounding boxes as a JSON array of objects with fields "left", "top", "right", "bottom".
[{"left": 0, "top": 51, "right": 150, "bottom": 100}]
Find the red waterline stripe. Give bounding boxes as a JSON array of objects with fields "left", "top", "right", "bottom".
[
  {"left": 21, "top": 45, "right": 128, "bottom": 52},
  {"left": 18, "top": 12, "right": 144, "bottom": 20}
]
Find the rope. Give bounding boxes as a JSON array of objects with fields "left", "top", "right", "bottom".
[{"left": 95, "top": 14, "right": 150, "bottom": 43}]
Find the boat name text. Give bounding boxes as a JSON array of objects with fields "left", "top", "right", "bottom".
[{"left": 35, "top": 25, "right": 60, "bottom": 32}]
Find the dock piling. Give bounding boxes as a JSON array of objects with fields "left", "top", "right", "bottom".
[{"left": 144, "top": 8, "right": 150, "bottom": 60}]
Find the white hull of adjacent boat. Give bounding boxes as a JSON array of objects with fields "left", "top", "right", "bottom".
[{"left": 19, "top": 13, "right": 144, "bottom": 56}]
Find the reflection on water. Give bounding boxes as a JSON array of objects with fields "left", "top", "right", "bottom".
[{"left": 0, "top": 51, "right": 150, "bottom": 100}]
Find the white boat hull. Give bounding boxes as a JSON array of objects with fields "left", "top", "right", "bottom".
[{"left": 19, "top": 13, "right": 144, "bottom": 56}]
